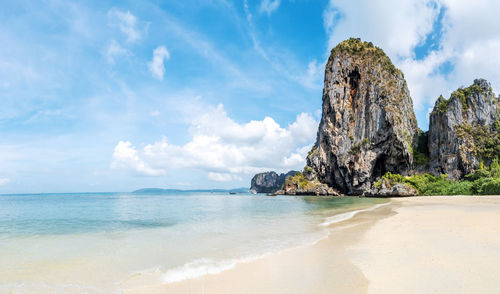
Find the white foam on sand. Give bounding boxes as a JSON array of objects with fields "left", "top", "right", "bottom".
[
  {"left": 162, "top": 255, "right": 269, "bottom": 284},
  {"left": 319, "top": 202, "right": 391, "bottom": 227}
]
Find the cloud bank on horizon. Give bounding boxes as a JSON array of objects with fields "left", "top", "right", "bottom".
[{"left": 0, "top": 0, "right": 499, "bottom": 193}]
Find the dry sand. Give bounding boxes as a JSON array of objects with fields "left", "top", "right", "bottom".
[{"left": 124, "top": 196, "right": 500, "bottom": 294}]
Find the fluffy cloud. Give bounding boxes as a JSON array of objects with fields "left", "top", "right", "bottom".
[
  {"left": 111, "top": 104, "right": 318, "bottom": 181},
  {"left": 439, "top": 1, "right": 500, "bottom": 92},
  {"left": 108, "top": 9, "right": 141, "bottom": 43},
  {"left": 323, "top": 0, "right": 500, "bottom": 116},
  {"left": 111, "top": 141, "right": 166, "bottom": 176},
  {"left": 259, "top": 0, "right": 281, "bottom": 16},
  {"left": 148, "top": 46, "right": 170, "bottom": 80}
]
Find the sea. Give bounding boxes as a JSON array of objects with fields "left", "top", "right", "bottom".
[{"left": 0, "top": 192, "right": 388, "bottom": 293}]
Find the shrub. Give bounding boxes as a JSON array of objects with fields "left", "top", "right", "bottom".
[
  {"left": 472, "top": 177, "right": 500, "bottom": 195},
  {"left": 349, "top": 142, "right": 362, "bottom": 155},
  {"left": 376, "top": 159, "right": 500, "bottom": 196}
]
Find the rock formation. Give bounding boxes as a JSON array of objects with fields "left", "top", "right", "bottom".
[
  {"left": 366, "top": 172, "right": 418, "bottom": 197},
  {"left": 428, "top": 79, "right": 499, "bottom": 179},
  {"left": 250, "top": 39, "right": 499, "bottom": 197},
  {"left": 305, "top": 38, "right": 418, "bottom": 195},
  {"left": 277, "top": 172, "right": 339, "bottom": 196},
  {"left": 250, "top": 171, "right": 298, "bottom": 194}
]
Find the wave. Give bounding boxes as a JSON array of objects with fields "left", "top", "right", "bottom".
[
  {"left": 319, "top": 201, "right": 391, "bottom": 227},
  {"left": 162, "top": 255, "right": 268, "bottom": 284}
]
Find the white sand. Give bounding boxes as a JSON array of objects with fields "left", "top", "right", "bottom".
[
  {"left": 349, "top": 196, "right": 500, "bottom": 293},
  {"left": 124, "top": 196, "right": 500, "bottom": 294}
]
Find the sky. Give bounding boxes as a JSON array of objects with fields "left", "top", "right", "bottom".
[{"left": 1, "top": 0, "right": 499, "bottom": 193}]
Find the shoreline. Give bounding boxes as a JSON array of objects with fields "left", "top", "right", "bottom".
[{"left": 124, "top": 196, "right": 500, "bottom": 294}]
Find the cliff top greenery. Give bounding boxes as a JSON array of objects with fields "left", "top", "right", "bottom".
[
  {"left": 433, "top": 81, "right": 494, "bottom": 114},
  {"left": 330, "top": 38, "right": 401, "bottom": 76}
]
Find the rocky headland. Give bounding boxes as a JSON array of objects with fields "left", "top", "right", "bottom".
[
  {"left": 250, "top": 171, "right": 298, "bottom": 194},
  {"left": 256, "top": 38, "right": 499, "bottom": 196}
]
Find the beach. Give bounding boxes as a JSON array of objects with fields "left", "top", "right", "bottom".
[
  {"left": 124, "top": 196, "right": 500, "bottom": 294},
  {"left": 0, "top": 193, "right": 385, "bottom": 293}
]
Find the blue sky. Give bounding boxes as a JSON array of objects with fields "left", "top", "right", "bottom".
[{"left": 1, "top": 0, "right": 499, "bottom": 193}]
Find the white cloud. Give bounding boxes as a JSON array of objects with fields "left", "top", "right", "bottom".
[
  {"left": 150, "top": 110, "right": 160, "bottom": 117},
  {"left": 108, "top": 9, "right": 141, "bottom": 43},
  {"left": 207, "top": 172, "right": 242, "bottom": 182},
  {"left": 148, "top": 46, "right": 170, "bottom": 80},
  {"left": 398, "top": 50, "right": 449, "bottom": 110},
  {"left": 259, "top": 0, "right": 281, "bottom": 16},
  {"left": 111, "top": 141, "right": 166, "bottom": 176},
  {"left": 0, "top": 178, "right": 10, "bottom": 186},
  {"left": 111, "top": 104, "right": 318, "bottom": 180},
  {"left": 105, "top": 40, "right": 129, "bottom": 64}
]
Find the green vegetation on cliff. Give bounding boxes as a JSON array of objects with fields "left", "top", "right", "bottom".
[
  {"left": 413, "top": 129, "right": 430, "bottom": 167},
  {"left": 331, "top": 38, "right": 401, "bottom": 76},
  {"left": 433, "top": 83, "right": 494, "bottom": 114},
  {"left": 375, "top": 161, "right": 500, "bottom": 195},
  {"left": 456, "top": 122, "right": 500, "bottom": 163},
  {"left": 287, "top": 172, "right": 319, "bottom": 190}
]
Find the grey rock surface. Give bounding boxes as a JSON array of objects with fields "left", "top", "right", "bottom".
[
  {"left": 367, "top": 182, "right": 417, "bottom": 197},
  {"left": 306, "top": 38, "right": 418, "bottom": 195},
  {"left": 428, "top": 79, "right": 498, "bottom": 179},
  {"left": 250, "top": 170, "right": 298, "bottom": 193}
]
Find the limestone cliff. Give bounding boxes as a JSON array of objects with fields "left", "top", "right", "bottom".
[
  {"left": 305, "top": 38, "right": 418, "bottom": 195},
  {"left": 250, "top": 171, "right": 298, "bottom": 193},
  {"left": 428, "top": 79, "right": 499, "bottom": 179}
]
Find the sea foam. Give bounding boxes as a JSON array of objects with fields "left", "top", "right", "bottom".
[
  {"left": 319, "top": 201, "right": 391, "bottom": 227},
  {"left": 162, "top": 255, "right": 268, "bottom": 283}
]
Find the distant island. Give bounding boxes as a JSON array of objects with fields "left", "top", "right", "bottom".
[{"left": 252, "top": 38, "right": 499, "bottom": 196}]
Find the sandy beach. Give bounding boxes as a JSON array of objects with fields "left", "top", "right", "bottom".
[{"left": 124, "top": 196, "right": 500, "bottom": 294}]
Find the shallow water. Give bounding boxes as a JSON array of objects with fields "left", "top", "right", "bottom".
[{"left": 0, "top": 192, "right": 387, "bottom": 293}]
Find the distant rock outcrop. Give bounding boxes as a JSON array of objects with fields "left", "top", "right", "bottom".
[
  {"left": 428, "top": 79, "right": 499, "bottom": 179},
  {"left": 305, "top": 38, "right": 418, "bottom": 195},
  {"left": 250, "top": 171, "right": 298, "bottom": 194}
]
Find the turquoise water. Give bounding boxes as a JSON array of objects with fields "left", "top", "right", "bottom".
[{"left": 0, "top": 192, "right": 387, "bottom": 293}]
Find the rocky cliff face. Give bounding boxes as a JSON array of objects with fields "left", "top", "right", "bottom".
[
  {"left": 305, "top": 38, "right": 418, "bottom": 195},
  {"left": 250, "top": 171, "right": 298, "bottom": 193},
  {"left": 428, "top": 79, "right": 499, "bottom": 179}
]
